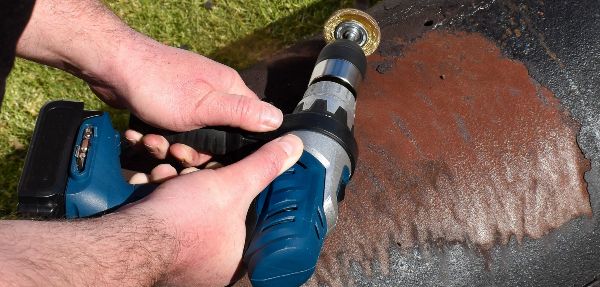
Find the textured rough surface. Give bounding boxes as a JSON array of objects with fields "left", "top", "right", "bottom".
[
  {"left": 235, "top": 0, "right": 600, "bottom": 286},
  {"left": 312, "top": 30, "right": 591, "bottom": 284}
]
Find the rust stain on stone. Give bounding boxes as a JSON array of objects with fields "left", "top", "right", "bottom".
[{"left": 311, "top": 31, "right": 591, "bottom": 285}]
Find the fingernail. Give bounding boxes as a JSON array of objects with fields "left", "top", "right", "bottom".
[
  {"left": 129, "top": 173, "right": 150, "bottom": 184},
  {"left": 205, "top": 161, "right": 223, "bottom": 169},
  {"left": 178, "top": 157, "right": 190, "bottom": 166},
  {"left": 178, "top": 147, "right": 193, "bottom": 165},
  {"left": 261, "top": 105, "right": 283, "bottom": 129},
  {"left": 150, "top": 164, "right": 178, "bottom": 183},
  {"left": 277, "top": 134, "right": 296, "bottom": 156},
  {"left": 181, "top": 167, "right": 200, "bottom": 175},
  {"left": 277, "top": 134, "right": 303, "bottom": 173},
  {"left": 125, "top": 137, "right": 138, "bottom": 145},
  {"left": 144, "top": 144, "right": 158, "bottom": 154},
  {"left": 124, "top": 130, "right": 143, "bottom": 144}
]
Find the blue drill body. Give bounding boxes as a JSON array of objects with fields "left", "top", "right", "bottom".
[
  {"left": 245, "top": 151, "right": 329, "bottom": 286},
  {"left": 62, "top": 110, "right": 349, "bottom": 287},
  {"left": 65, "top": 113, "right": 156, "bottom": 218},
  {"left": 242, "top": 38, "right": 365, "bottom": 286}
]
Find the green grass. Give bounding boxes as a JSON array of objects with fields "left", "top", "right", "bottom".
[{"left": 0, "top": 0, "right": 356, "bottom": 218}]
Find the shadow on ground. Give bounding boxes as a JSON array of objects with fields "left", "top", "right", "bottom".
[{"left": 207, "top": 0, "right": 358, "bottom": 69}]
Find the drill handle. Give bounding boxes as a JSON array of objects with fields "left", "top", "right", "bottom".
[
  {"left": 128, "top": 115, "right": 273, "bottom": 155},
  {"left": 243, "top": 151, "right": 328, "bottom": 287},
  {"left": 162, "top": 128, "right": 241, "bottom": 155}
]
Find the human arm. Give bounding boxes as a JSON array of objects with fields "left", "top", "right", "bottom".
[
  {"left": 0, "top": 213, "right": 176, "bottom": 286},
  {"left": 0, "top": 134, "right": 303, "bottom": 287},
  {"left": 3, "top": 0, "right": 306, "bottom": 285},
  {"left": 16, "top": 0, "right": 282, "bottom": 166}
]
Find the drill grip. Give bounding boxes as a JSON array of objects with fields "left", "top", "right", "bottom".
[
  {"left": 244, "top": 151, "right": 328, "bottom": 287},
  {"left": 129, "top": 115, "right": 266, "bottom": 155},
  {"left": 161, "top": 128, "right": 231, "bottom": 155}
]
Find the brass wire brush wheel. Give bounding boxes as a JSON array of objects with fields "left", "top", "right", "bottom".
[{"left": 323, "top": 8, "right": 381, "bottom": 56}]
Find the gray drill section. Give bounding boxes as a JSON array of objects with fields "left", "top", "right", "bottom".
[{"left": 292, "top": 78, "right": 357, "bottom": 234}]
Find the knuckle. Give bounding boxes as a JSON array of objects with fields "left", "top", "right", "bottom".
[
  {"left": 193, "top": 91, "right": 219, "bottom": 123},
  {"left": 233, "top": 145, "right": 286, "bottom": 191},
  {"left": 227, "top": 68, "right": 243, "bottom": 84},
  {"left": 222, "top": 67, "right": 242, "bottom": 90},
  {"left": 259, "top": 144, "right": 288, "bottom": 179},
  {"left": 203, "top": 169, "right": 237, "bottom": 207},
  {"left": 231, "top": 96, "right": 254, "bottom": 123}
]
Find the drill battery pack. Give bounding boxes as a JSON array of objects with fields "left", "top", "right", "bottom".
[{"left": 17, "top": 101, "right": 101, "bottom": 218}]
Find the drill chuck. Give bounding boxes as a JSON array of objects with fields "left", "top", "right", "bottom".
[{"left": 310, "top": 39, "right": 367, "bottom": 94}]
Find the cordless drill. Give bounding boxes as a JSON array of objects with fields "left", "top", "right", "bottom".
[
  {"left": 243, "top": 9, "right": 380, "bottom": 287},
  {"left": 17, "top": 8, "right": 380, "bottom": 287}
]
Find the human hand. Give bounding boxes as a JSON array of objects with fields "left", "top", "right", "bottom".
[
  {"left": 0, "top": 134, "right": 303, "bottom": 287},
  {"left": 86, "top": 34, "right": 282, "bottom": 167},
  {"left": 10, "top": 2, "right": 301, "bottom": 286},
  {"left": 85, "top": 31, "right": 300, "bottom": 285},
  {"left": 18, "top": 0, "right": 279, "bottom": 154},
  {"left": 92, "top": 34, "right": 281, "bottom": 131},
  {"left": 19, "top": 0, "right": 274, "bottom": 169},
  {"left": 121, "top": 134, "right": 303, "bottom": 286}
]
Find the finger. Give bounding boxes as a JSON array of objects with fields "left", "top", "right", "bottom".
[
  {"left": 142, "top": 134, "right": 170, "bottom": 160},
  {"left": 169, "top": 143, "right": 212, "bottom": 167},
  {"left": 205, "top": 161, "right": 223, "bottom": 169},
  {"left": 128, "top": 172, "right": 150, "bottom": 184},
  {"left": 123, "top": 129, "right": 147, "bottom": 154},
  {"left": 194, "top": 91, "right": 283, "bottom": 132},
  {"left": 150, "top": 164, "right": 178, "bottom": 183},
  {"left": 122, "top": 169, "right": 142, "bottom": 182},
  {"left": 229, "top": 79, "right": 259, "bottom": 99},
  {"left": 223, "top": 67, "right": 258, "bottom": 99},
  {"left": 194, "top": 57, "right": 258, "bottom": 99},
  {"left": 214, "top": 134, "right": 303, "bottom": 205},
  {"left": 235, "top": 84, "right": 259, "bottom": 99},
  {"left": 124, "top": 129, "right": 143, "bottom": 145},
  {"left": 180, "top": 167, "right": 200, "bottom": 175}
]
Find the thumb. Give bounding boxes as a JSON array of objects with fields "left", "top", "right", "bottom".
[
  {"left": 194, "top": 91, "right": 283, "bottom": 132},
  {"left": 215, "top": 134, "right": 303, "bottom": 206}
]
